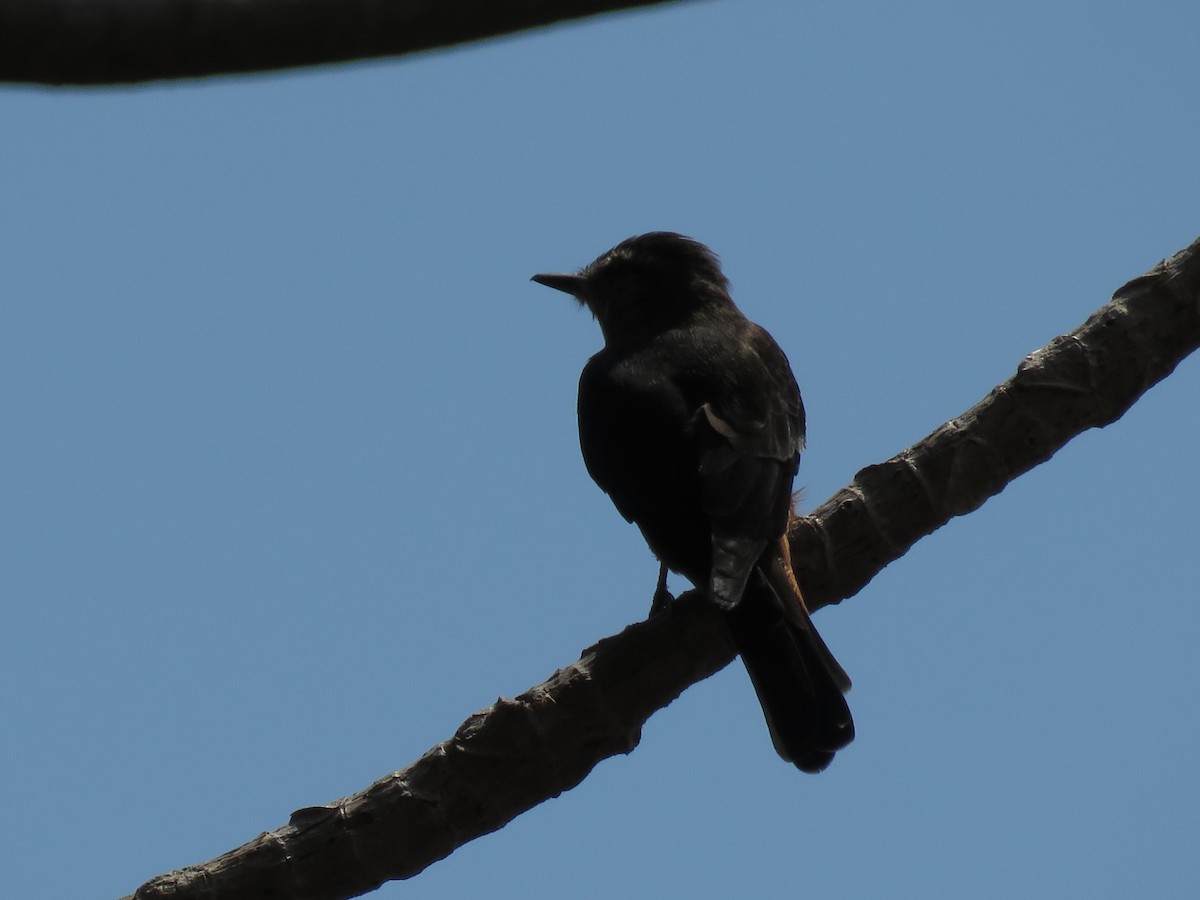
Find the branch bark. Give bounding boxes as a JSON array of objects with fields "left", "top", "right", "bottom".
[
  {"left": 125, "top": 239, "right": 1200, "bottom": 899},
  {"left": 1, "top": 0, "right": 691, "bottom": 86},
  {"left": 790, "top": 240, "right": 1200, "bottom": 610}
]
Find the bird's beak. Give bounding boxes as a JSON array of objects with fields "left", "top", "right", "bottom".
[{"left": 531, "top": 272, "right": 588, "bottom": 297}]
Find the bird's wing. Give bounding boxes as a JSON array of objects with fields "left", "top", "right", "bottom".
[{"left": 693, "top": 323, "right": 805, "bottom": 610}]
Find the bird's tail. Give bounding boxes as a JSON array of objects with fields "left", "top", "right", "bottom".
[{"left": 723, "top": 538, "right": 854, "bottom": 773}]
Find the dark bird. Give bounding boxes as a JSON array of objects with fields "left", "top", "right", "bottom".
[{"left": 532, "top": 232, "right": 854, "bottom": 772}]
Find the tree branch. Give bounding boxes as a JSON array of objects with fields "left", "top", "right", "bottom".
[
  {"left": 1, "top": 0, "right": 692, "bottom": 86},
  {"left": 792, "top": 239, "right": 1200, "bottom": 610},
  {"left": 126, "top": 236, "right": 1200, "bottom": 900}
]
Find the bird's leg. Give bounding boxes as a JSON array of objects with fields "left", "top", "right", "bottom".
[{"left": 649, "top": 562, "right": 674, "bottom": 616}]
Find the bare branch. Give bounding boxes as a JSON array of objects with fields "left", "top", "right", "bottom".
[
  {"left": 127, "top": 236, "right": 1200, "bottom": 900},
  {"left": 1, "top": 0, "right": 692, "bottom": 86},
  {"left": 793, "top": 238, "right": 1200, "bottom": 609}
]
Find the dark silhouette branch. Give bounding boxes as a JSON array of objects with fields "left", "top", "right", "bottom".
[
  {"left": 126, "top": 238, "right": 1200, "bottom": 900},
  {"left": 1, "top": 0, "right": 692, "bottom": 86},
  {"left": 791, "top": 239, "right": 1200, "bottom": 610}
]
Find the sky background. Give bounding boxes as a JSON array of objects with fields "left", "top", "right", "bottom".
[{"left": 3, "top": 2, "right": 1199, "bottom": 897}]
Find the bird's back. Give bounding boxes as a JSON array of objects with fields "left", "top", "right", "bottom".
[{"left": 577, "top": 313, "right": 802, "bottom": 590}]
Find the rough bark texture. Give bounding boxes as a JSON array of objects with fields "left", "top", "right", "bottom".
[
  {"left": 792, "top": 240, "right": 1200, "bottom": 608},
  {"left": 130, "top": 592, "right": 734, "bottom": 900},
  {"left": 1, "top": 0, "right": 689, "bottom": 86},
  {"left": 126, "top": 237, "right": 1200, "bottom": 900}
]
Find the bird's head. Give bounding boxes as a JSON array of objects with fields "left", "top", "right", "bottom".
[{"left": 532, "top": 232, "right": 732, "bottom": 348}]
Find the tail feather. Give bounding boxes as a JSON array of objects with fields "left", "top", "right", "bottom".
[{"left": 723, "top": 565, "right": 854, "bottom": 773}]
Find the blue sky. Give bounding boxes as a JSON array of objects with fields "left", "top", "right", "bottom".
[{"left": 3, "top": 2, "right": 1199, "bottom": 897}]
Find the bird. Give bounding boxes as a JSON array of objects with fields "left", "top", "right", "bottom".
[{"left": 531, "top": 231, "right": 854, "bottom": 772}]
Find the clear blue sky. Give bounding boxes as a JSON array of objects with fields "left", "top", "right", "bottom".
[{"left": 3, "top": 2, "right": 1198, "bottom": 897}]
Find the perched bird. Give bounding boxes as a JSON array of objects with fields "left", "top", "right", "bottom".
[{"left": 532, "top": 232, "right": 854, "bottom": 772}]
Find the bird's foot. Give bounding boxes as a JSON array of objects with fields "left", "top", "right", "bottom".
[{"left": 649, "top": 585, "right": 675, "bottom": 617}]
